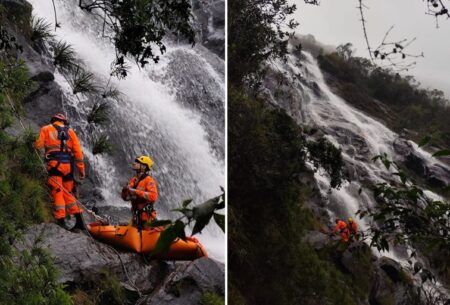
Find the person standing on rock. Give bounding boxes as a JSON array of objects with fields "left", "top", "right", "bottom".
[
  {"left": 34, "top": 113, "right": 86, "bottom": 231},
  {"left": 121, "top": 155, "right": 158, "bottom": 228}
]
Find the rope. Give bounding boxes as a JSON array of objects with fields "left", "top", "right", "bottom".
[{"left": 5, "top": 93, "right": 142, "bottom": 297}]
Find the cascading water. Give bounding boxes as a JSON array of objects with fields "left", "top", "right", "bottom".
[
  {"left": 263, "top": 48, "right": 450, "bottom": 292},
  {"left": 29, "top": 0, "right": 225, "bottom": 261}
]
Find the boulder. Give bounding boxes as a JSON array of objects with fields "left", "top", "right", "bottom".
[
  {"left": 16, "top": 223, "right": 157, "bottom": 292},
  {"left": 304, "top": 230, "right": 333, "bottom": 250},
  {"left": 30, "top": 71, "right": 55, "bottom": 83},
  {"left": 16, "top": 223, "right": 224, "bottom": 304},
  {"left": 141, "top": 257, "right": 225, "bottom": 305},
  {"left": 369, "top": 257, "right": 416, "bottom": 305}
]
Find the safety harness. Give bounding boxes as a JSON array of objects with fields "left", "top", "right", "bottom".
[
  {"left": 131, "top": 173, "right": 155, "bottom": 228},
  {"left": 46, "top": 124, "right": 74, "bottom": 178}
]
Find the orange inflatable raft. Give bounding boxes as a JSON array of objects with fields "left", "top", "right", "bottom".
[{"left": 87, "top": 223, "right": 208, "bottom": 260}]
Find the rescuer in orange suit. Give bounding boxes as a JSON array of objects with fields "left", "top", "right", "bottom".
[
  {"left": 34, "top": 113, "right": 86, "bottom": 231},
  {"left": 347, "top": 217, "right": 359, "bottom": 241},
  {"left": 332, "top": 218, "right": 350, "bottom": 242},
  {"left": 122, "top": 155, "right": 158, "bottom": 228}
]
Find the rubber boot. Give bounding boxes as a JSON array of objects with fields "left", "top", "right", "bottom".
[
  {"left": 71, "top": 213, "right": 86, "bottom": 233},
  {"left": 56, "top": 218, "right": 67, "bottom": 229}
]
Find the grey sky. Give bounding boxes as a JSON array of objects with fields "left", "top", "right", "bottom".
[{"left": 294, "top": 0, "right": 450, "bottom": 98}]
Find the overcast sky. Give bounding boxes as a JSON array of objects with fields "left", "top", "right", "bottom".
[{"left": 294, "top": 0, "right": 450, "bottom": 98}]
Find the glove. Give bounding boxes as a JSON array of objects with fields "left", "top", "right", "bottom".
[
  {"left": 121, "top": 187, "right": 130, "bottom": 201},
  {"left": 128, "top": 187, "right": 137, "bottom": 195}
]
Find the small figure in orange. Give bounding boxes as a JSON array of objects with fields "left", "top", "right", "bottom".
[
  {"left": 34, "top": 113, "right": 86, "bottom": 230},
  {"left": 122, "top": 155, "right": 158, "bottom": 228},
  {"left": 332, "top": 218, "right": 350, "bottom": 242},
  {"left": 347, "top": 217, "right": 359, "bottom": 241}
]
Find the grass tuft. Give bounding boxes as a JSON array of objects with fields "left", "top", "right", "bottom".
[
  {"left": 92, "top": 134, "right": 114, "bottom": 155},
  {"left": 30, "top": 16, "right": 54, "bottom": 44},
  {"left": 51, "top": 40, "right": 76, "bottom": 71},
  {"left": 87, "top": 100, "right": 110, "bottom": 126},
  {"left": 69, "top": 66, "right": 98, "bottom": 94}
]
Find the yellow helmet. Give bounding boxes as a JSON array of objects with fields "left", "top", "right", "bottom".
[
  {"left": 348, "top": 217, "right": 353, "bottom": 223},
  {"left": 135, "top": 155, "right": 153, "bottom": 170}
]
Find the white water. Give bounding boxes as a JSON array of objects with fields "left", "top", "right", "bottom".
[
  {"left": 264, "top": 50, "right": 450, "bottom": 296},
  {"left": 29, "top": 0, "right": 225, "bottom": 261}
]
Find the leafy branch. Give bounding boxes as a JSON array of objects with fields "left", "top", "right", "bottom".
[
  {"left": 149, "top": 189, "right": 225, "bottom": 255},
  {"left": 357, "top": 153, "right": 450, "bottom": 275},
  {"left": 77, "top": 0, "right": 196, "bottom": 77}
]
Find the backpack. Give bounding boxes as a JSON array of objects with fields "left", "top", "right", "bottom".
[{"left": 54, "top": 124, "right": 70, "bottom": 152}]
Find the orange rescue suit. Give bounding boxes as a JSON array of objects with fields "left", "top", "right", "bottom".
[
  {"left": 348, "top": 221, "right": 359, "bottom": 241},
  {"left": 127, "top": 174, "right": 158, "bottom": 225},
  {"left": 34, "top": 122, "right": 85, "bottom": 220},
  {"left": 333, "top": 220, "right": 350, "bottom": 242}
]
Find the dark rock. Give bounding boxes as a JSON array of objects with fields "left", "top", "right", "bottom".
[
  {"left": 426, "top": 163, "right": 450, "bottom": 188},
  {"left": 23, "top": 81, "right": 65, "bottom": 125},
  {"left": 369, "top": 257, "right": 416, "bottom": 305},
  {"left": 192, "top": 0, "right": 225, "bottom": 58},
  {"left": 141, "top": 257, "right": 224, "bottom": 305},
  {"left": 16, "top": 223, "right": 158, "bottom": 291},
  {"left": 393, "top": 138, "right": 414, "bottom": 157},
  {"left": 0, "top": 0, "right": 32, "bottom": 35},
  {"left": 404, "top": 153, "right": 428, "bottom": 177},
  {"left": 304, "top": 231, "right": 332, "bottom": 250},
  {"left": 30, "top": 71, "right": 55, "bottom": 83},
  {"left": 393, "top": 138, "right": 450, "bottom": 188},
  {"left": 377, "top": 257, "right": 403, "bottom": 283},
  {"left": 17, "top": 224, "right": 224, "bottom": 304}
]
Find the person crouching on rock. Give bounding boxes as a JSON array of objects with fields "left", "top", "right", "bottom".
[
  {"left": 347, "top": 217, "right": 359, "bottom": 242},
  {"left": 34, "top": 113, "right": 86, "bottom": 231},
  {"left": 122, "top": 155, "right": 158, "bottom": 229},
  {"left": 332, "top": 218, "right": 350, "bottom": 242}
]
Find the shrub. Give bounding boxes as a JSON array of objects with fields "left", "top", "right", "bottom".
[{"left": 52, "top": 40, "right": 76, "bottom": 71}]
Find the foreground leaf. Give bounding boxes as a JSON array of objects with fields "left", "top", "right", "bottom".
[
  {"left": 213, "top": 213, "right": 225, "bottom": 232},
  {"left": 152, "top": 220, "right": 186, "bottom": 255}
]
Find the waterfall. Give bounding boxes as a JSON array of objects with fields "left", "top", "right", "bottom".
[
  {"left": 260, "top": 49, "right": 450, "bottom": 296},
  {"left": 29, "top": 0, "right": 224, "bottom": 261},
  {"left": 263, "top": 50, "right": 450, "bottom": 263}
]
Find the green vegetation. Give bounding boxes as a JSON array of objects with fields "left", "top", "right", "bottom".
[
  {"left": 52, "top": 40, "right": 77, "bottom": 71},
  {"left": 318, "top": 44, "right": 450, "bottom": 150},
  {"left": 228, "top": 0, "right": 304, "bottom": 86},
  {"left": 78, "top": 0, "right": 195, "bottom": 77},
  {"left": 149, "top": 191, "right": 225, "bottom": 256},
  {"left": 92, "top": 134, "right": 114, "bottom": 155},
  {"left": 201, "top": 291, "right": 224, "bottom": 305},
  {"left": 229, "top": 86, "right": 362, "bottom": 305},
  {"left": 0, "top": 54, "right": 73, "bottom": 304},
  {"left": 69, "top": 66, "right": 98, "bottom": 95},
  {"left": 87, "top": 101, "right": 111, "bottom": 126},
  {"left": 71, "top": 268, "right": 126, "bottom": 305},
  {"left": 359, "top": 154, "right": 450, "bottom": 285},
  {"left": 30, "top": 16, "right": 53, "bottom": 48}
]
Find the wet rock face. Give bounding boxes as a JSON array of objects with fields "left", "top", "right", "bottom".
[
  {"left": 369, "top": 257, "right": 417, "bottom": 305},
  {"left": 17, "top": 224, "right": 225, "bottom": 303},
  {"left": 192, "top": 0, "right": 225, "bottom": 58},
  {"left": 393, "top": 138, "right": 450, "bottom": 188}
]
